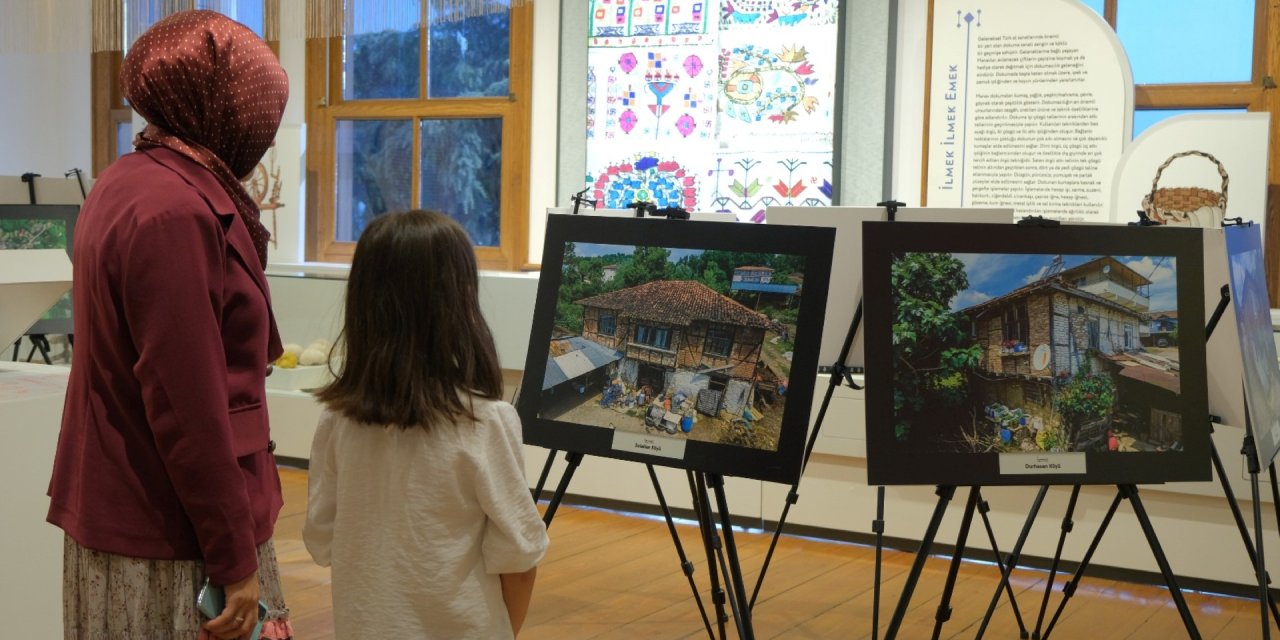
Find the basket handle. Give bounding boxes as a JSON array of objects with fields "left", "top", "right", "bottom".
[{"left": 1148, "top": 150, "right": 1229, "bottom": 212}]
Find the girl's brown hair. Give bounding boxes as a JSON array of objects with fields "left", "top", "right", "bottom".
[{"left": 316, "top": 209, "right": 503, "bottom": 428}]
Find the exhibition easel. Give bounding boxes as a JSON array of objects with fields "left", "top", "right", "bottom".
[
  {"left": 1025, "top": 483, "right": 1201, "bottom": 640},
  {"left": 14, "top": 173, "right": 54, "bottom": 364},
  {"left": 1021, "top": 278, "right": 1236, "bottom": 640},
  {"left": 6, "top": 171, "right": 83, "bottom": 365},
  {"left": 1029, "top": 226, "right": 1280, "bottom": 640},
  {"left": 742, "top": 201, "right": 1029, "bottom": 640},
  {"left": 535, "top": 450, "right": 744, "bottom": 639},
  {"left": 529, "top": 204, "right": 755, "bottom": 640},
  {"left": 880, "top": 484, "right": 1046, "bottom": 640}
]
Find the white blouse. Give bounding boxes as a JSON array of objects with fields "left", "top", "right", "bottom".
[{"left": 304, "top": 398, "right": 549, "bottom": 639}]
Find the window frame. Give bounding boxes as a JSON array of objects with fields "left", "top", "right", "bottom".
[
  {"left": 1002, "top": 303, "right": 1030, "bottom": 346},
  {"left": 1098, "top": 0, "right": 1280, "bottom": 303},
  {"left": 704, "top": 325, "right": 734, "bottom": 358},
  {"left": 634, "top": 323, "right": 673, "bottom": 351},
  {"left": 91, "top": 50, "right": 126, "bottom": 176},
  {"left": 304, "top": 3, "right": 533, "bottom": 270},
  {"left": 598, "top": 312, "right": 617, "bottom": 337}
]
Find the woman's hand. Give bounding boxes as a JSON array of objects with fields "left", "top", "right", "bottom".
[{"left": 203, "top": 571, "right": 260, "bottom": 639}]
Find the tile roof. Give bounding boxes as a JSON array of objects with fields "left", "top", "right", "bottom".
[{"left": 576, "top": 280, "right": 772, "bottom": 329}]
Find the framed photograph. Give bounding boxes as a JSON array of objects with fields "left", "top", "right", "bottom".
[
  {"left": 863, "top": 222, "right": 1209, "bottom": 486},
  {"left": 518, "top": 214, "right": 835, "bottom": 484},
  {"left": 0, "top": 204, "right": 77, "bottom": 335},
  {"left": 765, "top": 206, "right": 1014, "bottom": 372},
  {"left": 1225, "top": 224, "right": 1280, "bottom": 468}
]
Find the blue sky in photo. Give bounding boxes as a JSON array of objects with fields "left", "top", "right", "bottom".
[{"left": 946, "top": 253, "right": 1178, "bottom": 313}]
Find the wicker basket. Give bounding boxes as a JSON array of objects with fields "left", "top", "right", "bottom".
[{"left": 1140, "top": 150, "right": 1228, "bottom": 228}]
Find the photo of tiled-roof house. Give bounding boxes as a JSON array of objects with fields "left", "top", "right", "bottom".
[
  {"left": 961, "top": 256, "right": 1177, "bottom": 451},
  {"left": 576, "top": 280, "right": 773, "bottom": 415}
]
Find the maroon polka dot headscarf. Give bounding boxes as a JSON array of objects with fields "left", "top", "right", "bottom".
[{"left": 121, "top": 9, "right": 288, "bottom": 268}]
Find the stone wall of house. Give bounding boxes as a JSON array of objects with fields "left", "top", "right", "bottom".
[
  {"left": 675, "top": 322, "right": 764, "bottom": 380},
  {"left": 978, "top": 315, "right": 1004, "bottom": 374},
  {"left": 1027, "top": 293, "right": 1052, "bottom": 376},
  {"left": 1059, "top": 293, "right": 1143, "bottom": 376},
  {"left": 581, "top": 306, "right": 624, "bottom": 351}
]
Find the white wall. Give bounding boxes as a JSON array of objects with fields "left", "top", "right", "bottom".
[
  {"left": 0, "top": 0, "right": 91, "bottom": 178},
  {"left": 0, "top": 48, "right": 92, "bottom": 177}
]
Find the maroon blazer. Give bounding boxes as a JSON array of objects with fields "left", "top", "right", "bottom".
[{"left": 48, "top": 147, "right": 284, "bottom": 584}]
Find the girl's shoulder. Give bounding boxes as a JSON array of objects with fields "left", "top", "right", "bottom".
[
  {"left": 463, "top": 394, "right": 517, "bottom": 426},
  {"left": 460, "top": 395, "right": 523, "bottom": 442}
]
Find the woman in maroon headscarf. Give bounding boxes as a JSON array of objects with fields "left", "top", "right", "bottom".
[{"left": 48, "top": 10, "right": 292, "bottom": 639}]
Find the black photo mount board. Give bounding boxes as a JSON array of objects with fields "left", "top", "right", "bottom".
[
  {"left": 862, "top": 221, "right": 1209, "bottom": 486},
  {"left": 518, "top": 215, "right": 835, "bottom": 485}
]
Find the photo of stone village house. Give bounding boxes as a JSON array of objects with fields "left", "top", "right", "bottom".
[
  {"left": 959, "top": 256, "right": 1183, "bottom": 453},
  {"left": 540, "top": 280, "right": 788, "bottom": 451}
]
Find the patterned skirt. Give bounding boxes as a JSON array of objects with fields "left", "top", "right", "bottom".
[{"left": 63, "top": 536, "right": 294, "bottom": 640}]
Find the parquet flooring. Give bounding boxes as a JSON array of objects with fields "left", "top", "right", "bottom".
[{"left": 273, "top": 466, "right": 1264, "bottom": 639}]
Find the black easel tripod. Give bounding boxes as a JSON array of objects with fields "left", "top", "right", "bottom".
[
  {"left": 12, "top": 171, "right": 56, "bottom": 364},
  {"left": 741, "top": 200, "right": 1029, "bottom": 640},
  {"left": 1028, "top": 227, "right": 1280, "bottom": 640},
  {"left": 879, "top": 484, "right": 1046, "bottom": 640},
  {"left": 528, "top": 207, "right": 754, "bottom": 639},
  {"left": 1010, "top": 292, "right": 1242, "bottom": 640},
  {"left": 533, "top": 452, "right": 755, "bottom": 640}
]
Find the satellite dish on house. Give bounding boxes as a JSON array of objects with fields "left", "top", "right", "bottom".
[
  {"left": 1103, "top": 264, "right": 1111, "bottom": 274},
  {"left": 1033, "top": 344, "right": 1051, "bottom": 371}
]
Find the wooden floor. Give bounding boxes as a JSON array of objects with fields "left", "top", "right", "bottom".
[{"left": 273, "top": 467, "right": 1266, "bottom": 639}]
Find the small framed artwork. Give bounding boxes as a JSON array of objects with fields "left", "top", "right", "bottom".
[
  {"left": 863, "top": 221, "right": 1209, "bottom": 486},
  {"left": 518, "top": 214, "right": 835, "bottom": 484},
  {"left": 0, "top": 204, "right": 78, "bottom": 336}
]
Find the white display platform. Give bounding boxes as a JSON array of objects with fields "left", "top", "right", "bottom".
[
  {"left": 0, "top": 361, "right": 68, "bottom": 638},
  {"left": 0, "top": 249, "right": 72, "bottom": 346}
]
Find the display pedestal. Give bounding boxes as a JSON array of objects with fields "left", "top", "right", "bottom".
[{"left": 0, "top": 361, "right": 68, "bottom": 638}]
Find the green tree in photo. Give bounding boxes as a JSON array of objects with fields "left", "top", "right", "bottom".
[
  {"left": 555, "top": 242, "right": 606, "bottom": 334},
  {"left": 617, "top": 246, "right": 671, "bottom": 288},
  {"left": 700, "top": 261, "right": 730, "bottom": 295},
  {"left": 891, "top": 252, "right": 981, "bottom": 440}
]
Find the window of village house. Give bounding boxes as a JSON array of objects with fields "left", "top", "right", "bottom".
[
  {"left": 1002, "top": 304, "right": 1030, "bottom": 346},
  {"left": 598, "top": 313, "right": 617, "bottom": 337},
  {"left": 1088, "top": 318, "right": 1101, "bottom": 350},
  {"left": 704, "top": 326, "right": 733, "bottom": 358},
  {"left": 635, "top": 324, "right": 672, "bottom": 350}
]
